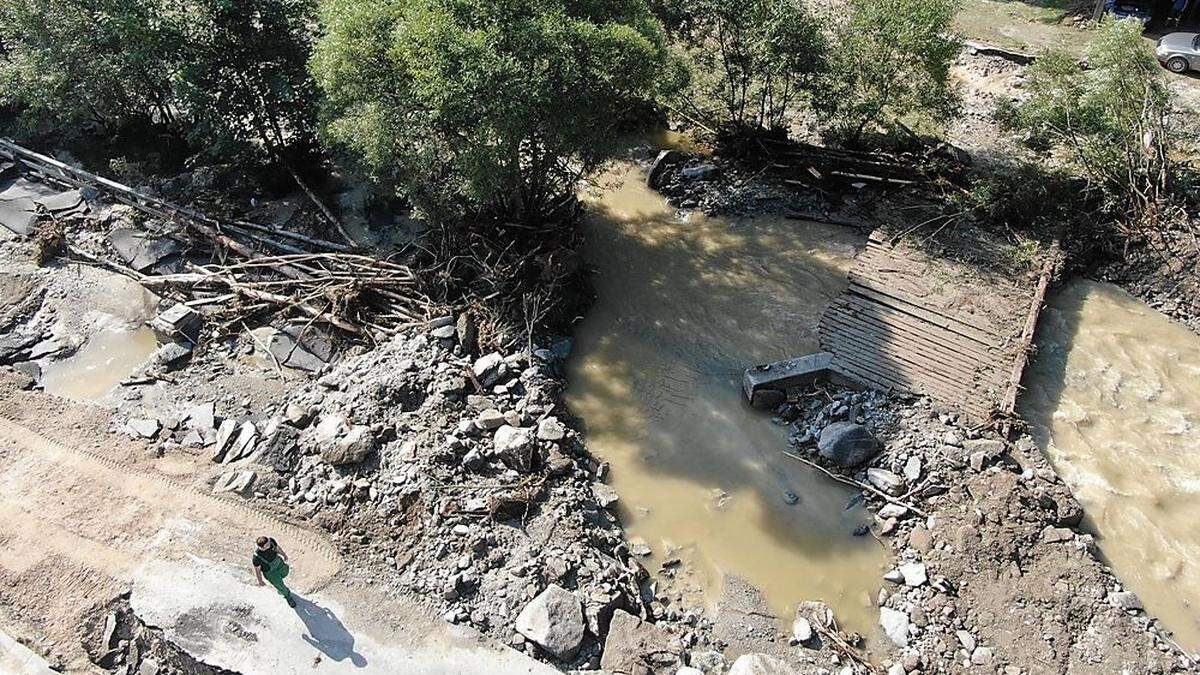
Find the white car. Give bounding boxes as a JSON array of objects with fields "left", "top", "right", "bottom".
[{"left": 1156, "top": 32, "right": 1200, "bottom": 74}]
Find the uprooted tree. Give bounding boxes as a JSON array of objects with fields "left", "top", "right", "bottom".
[
  {"left": 0, "top": 0, "right": 318, "bottom": 161},
  {"left": 310, "top": 0, "right": 670, "bottom": 225},
  {"left": 816, "top": 0, "right": 960, "bottom": 144},
  {"left": 1005, "top": 17, "right": 1180, "bottom": 229},
  {"left": 669, "top": 0, "right": 826, "bottom": 138}
]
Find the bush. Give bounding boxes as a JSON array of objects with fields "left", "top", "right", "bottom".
[
  {"left": 1007, "top": 17, "right": 1174, "bottom": 225},
  {"left": 311, "top": 0, "right": 669, "bottom": 224},
  {"left": 817, "top": 0, "right": 960, "bottom": 143},
  {"left": 0, "top": 0, "right": 317, "bottom": 160},
  {"left": 671, "top": 0, "right": 826, "bottom": 136}
]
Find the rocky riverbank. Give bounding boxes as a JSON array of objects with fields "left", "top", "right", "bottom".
[{"left": 767, "top": 383, "right": 1195, "bottom": 674}]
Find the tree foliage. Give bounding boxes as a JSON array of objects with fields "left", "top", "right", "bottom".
[
  {"left": 672, "top": 0, "right": 826, "bottom": 136},
  {"left": 311, "top": 0, "right": 669, "bottom": 224},
  {"left": 1006, "top": 17, "right": 1174, "bottom": 224},
  {"left": 0, "top": 0, "right": 317, "bottom": 159},
  {"left": 818, "top": 0, "right": 960, "bottom": 142}
]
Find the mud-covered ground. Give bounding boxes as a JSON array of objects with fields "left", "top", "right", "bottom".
[{"left": 3, "top": 44, "right": 1200, "bottom": 675}]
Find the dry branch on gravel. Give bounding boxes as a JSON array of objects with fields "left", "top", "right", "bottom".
[{"left": 1, "top": 138, "right": 434, "bottom": 340}]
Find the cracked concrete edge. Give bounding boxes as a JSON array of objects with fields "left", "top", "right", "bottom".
[{"left": 0, "top": 628, "right": 56, "bottom": 675}]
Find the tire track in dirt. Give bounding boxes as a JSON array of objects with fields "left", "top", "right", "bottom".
[{"left": 0, "top": 417, "right": 342, "bottom": 589}]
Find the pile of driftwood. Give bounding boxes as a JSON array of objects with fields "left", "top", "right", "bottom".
[
  {"left": 746, "top": 136, "right": 970, "bottom": 192},
  {"left": 0, "top": 138, "right": 431, "bottom": 340}
]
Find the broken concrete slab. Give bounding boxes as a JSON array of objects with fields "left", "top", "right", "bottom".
[
  {"left": 515, "top": 585, "right": 585, "bottom": 662},
  {"left": 743, "top": 353, "right": 833, "bottom": 407},
  {"left": 267, "top": 323, "right": 334, "bottom": 373},
  {"left": 600, "top": 609, "right": 679, "bottom": 673},
  {"left": 0, "top": 176, "right": 87, "bottom": 236},
  {"left": 0, "top": 628, "right": 56, "bottom": 675},
  {"left": 150, "top": 304, "right": 202, "bottom": 344},
  {"left": 107, "top": 228, "right": 182, "bottom": 272},
  {"left": 130, "top": 558, "right": 556, "bottom": 675}
]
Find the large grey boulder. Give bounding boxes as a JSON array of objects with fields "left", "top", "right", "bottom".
[
  {"left": 515, "top": 585, "right": 585, "bottom": 661},
  {"left": 817, "top": 422, "right": 878, "bottom": 467}
]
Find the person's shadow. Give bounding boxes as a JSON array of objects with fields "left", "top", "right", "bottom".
[{"left": 291, "top": 596, "right": 368, "bottom": 667}]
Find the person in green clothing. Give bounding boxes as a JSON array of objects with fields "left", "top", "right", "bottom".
[{"left": 253, "top": 535, "right": 296, "bottom": 608}]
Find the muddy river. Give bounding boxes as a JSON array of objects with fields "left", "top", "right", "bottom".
[
  {"left": 567, "top": 164, "right": 888, "bottom": 635},
  {"left": 1023, "top": 279, "right": 1200, "bottom": 650}
]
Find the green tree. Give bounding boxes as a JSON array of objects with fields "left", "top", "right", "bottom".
[
  {"left": 310, "top": 0, "right": 669, "bottom": 224},
  {"left": 178, "top": 0, "right": 319, "bottom": 159},
  {"left": 0, "top": 0, "right": 183, "bottom": 133},
  {"left": 1007, "top": 17, "right": 1173, "bottom": 224},
  {"left": 0, "top": 0, "right": 317, "bottom": 160},
  {"left": 672, "top": 0, "right": 826, "bottom": 137},
  {"left": 818, "top": 0, "right": 960, "bottom": 143}
]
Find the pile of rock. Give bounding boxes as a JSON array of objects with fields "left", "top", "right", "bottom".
[
  {"left": 779, "top": 384, "right": 1191, "bottom": 674},
  {"left": 202, "top": 318, "right": 723, "bottom": 669}
]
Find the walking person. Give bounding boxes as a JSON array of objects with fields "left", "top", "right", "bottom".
[{"left": 253, "top": 535, "right": 296, "bottom": 607}]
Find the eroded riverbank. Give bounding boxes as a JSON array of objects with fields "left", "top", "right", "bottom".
[{"left": 568, "top": 164, "right": 888, "bottom": 637}]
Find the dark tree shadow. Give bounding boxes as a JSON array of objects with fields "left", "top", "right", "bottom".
[{"left": 292, "top": 596, "right": 368, "bottom": 668}]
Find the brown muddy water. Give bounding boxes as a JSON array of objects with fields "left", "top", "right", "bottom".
[
  {"left": 1023, "top": 279, "right": 1200, "bottom": 651},
  {"left": 39, "top": 326, "right": 158, "bottom": 400},
  {"left": 566, "top": 164, "right": 888, "bottom": 636}
]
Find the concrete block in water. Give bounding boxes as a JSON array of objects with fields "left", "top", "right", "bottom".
[{"left": 742, "top": 352, "right": 833, "bottom": 407}]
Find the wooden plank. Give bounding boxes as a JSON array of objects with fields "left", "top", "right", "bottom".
[
  {"left": 825, "top": 304, "right": 998, "bottom": 369},
  {"left": 819, "top": 321, "right": 1001, "bottom": 388},
  {"left": 847, "top": 281, "right": 1005, "bottom": 347},
  {"left": 849, "top": 273, "right": 1007, "bottom": 339},
  {"left": 832, "top": 358, "right": 996, "bottom": 420},
  {"left": 823, "top": 332, "right": 994, "bottom": 397},
  {"left": 821, "top": 311, "right": 993, "bottom": 378},
  {"left": 999, "top": 239, "right": 1060, "bottom": 423}
]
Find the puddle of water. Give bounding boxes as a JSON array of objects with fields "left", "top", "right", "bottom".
[
  {"left": 566, "top": 164, "right": 888, "bottom": 636},
  {"left": 40, "top": 327, "right": 159, "bottom": 400},
  {"left": 1022, "top": 279, "right": 1200, "bottom": 650}
]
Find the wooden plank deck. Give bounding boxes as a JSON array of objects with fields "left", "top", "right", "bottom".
[{"left": 819, "top": 229, "right": 1057, "bottom": 425}]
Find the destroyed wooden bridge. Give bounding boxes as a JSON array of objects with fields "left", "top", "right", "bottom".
[{"left": 747, "top": 226, "right": 1059, "bottom": 428}]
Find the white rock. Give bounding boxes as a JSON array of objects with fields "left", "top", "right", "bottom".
[
  {"left": 971, "top": 647, "right": 994, "bottom": 666},
  {"left": 476, "top": 408, "right": 506, "bottom": 430},
  {"left": 878, "top": 503, "right": 909, "bottom": 519},
  {"left": 126, "top": 418, "right": 161, "bottom": 438},
  {"left": 887, "top": 664, "right": 906, "bottom": 675},
  {"left": 791, "top": 616, "right": 813, "bottom": 643},
  {"left": 867, "top": 468, "right": 905, "bottom": 495},
  {"left": 883, "top": 569, "right": 905, "bottom": 584},
  {"left": 880, "top": 607, "right": 910, "bottom": 648},
  {"left": 592, "top": 483, "right": 619, "bottom": 509},
  {"left": 728, "top": 653, "right": 799, "bottom": 675},
  {"left": 903, "top": 455, "right": 922, "bottom": 482},
  {"left": 515, "top": 585, "right": 584, "bottom": 661},
  {"left": 493, "top": 425, "right": 535, "bottom": 472},
  {"left": 956, "top": 629, "right": 976, "bottom": 652},
  {"left": 322, "top": 425, "right": 375, "bottom": 465},
  {"left": 899, "top": 562, "right": 927, "bottom": 587},
  {"left": 536, "top": 416, "right": 566, "bottom": 441},
  {"left": 472, "top": 352, "right": 503, "bottom": 379},
  {"left": 1107, "top": 591, "right": 1143, "bottom": 611}
]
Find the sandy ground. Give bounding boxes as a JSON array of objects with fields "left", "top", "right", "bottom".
[{"left": 0, "top": 375, "right": 551, "bottom": 673}]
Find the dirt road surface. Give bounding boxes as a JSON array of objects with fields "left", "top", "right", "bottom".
[{"left": 0, "top": 377, "right": 552, "bottom": 673}]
